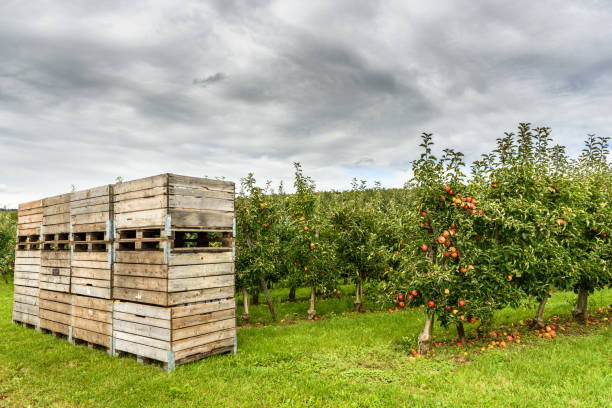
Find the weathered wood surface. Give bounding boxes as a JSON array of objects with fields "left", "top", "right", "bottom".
[
  {"left": 112, "top": 287, "right": 168, "bottom": 306},
  {"left": 168, "top": 286, "right": 234, "bottom": 306},
  {"left": 175, "top": 338, "right": 234, "bottom": 363},
  {"left": 168, "top": 274, "right": 234, "bottom": 292},
  {"left": 168, "top": 262, "right": 233, "bottom": 279},
  {"left": 12, "top": 310, "right": 39, "bottom": 326}
]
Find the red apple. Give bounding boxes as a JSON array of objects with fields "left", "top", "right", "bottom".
[
  {"left": 428, "top": 300, "right": 435, "bottom": 308},
  {"left": 458, "top": 300, "right": 466, "bottom": 307}
]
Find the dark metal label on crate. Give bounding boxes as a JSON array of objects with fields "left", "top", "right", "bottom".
[{"left": 52, "top": 268, "right": 60, "bottom": 276}]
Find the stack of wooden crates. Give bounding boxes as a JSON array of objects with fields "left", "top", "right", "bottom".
[{"left": 12, "top": 174, "right": 236, "bottom": 371}]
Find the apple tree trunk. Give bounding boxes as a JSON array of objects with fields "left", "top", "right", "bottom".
[
  {"left": 241, "top": 286, "right": 250, "bottom": 324},
  {"left": 307, "top": 285, "right": 317, "bottom": 320},
  {"left": 288, "top": 286, "right": 296, "bottom": 302},
  {"left": 572, "top": 289, "right": 588, "bottom": 323},
  {"left": 456, "top": 322, "right": 466, "bottom": 344},
  {"left": 418, "top": 312, "right": 435, "bottom": 355},
  {"left": 258, "top": 272, "right": 276, "bottom": 321},
  {"left": 531, "top": 297, "right": 548, "bottom": 328},
  {"left": 354, "top": 279, "right": 362, "bottom": 312}
]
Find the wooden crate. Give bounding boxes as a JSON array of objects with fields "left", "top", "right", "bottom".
[
  {"left": 39, "top": 289, "right": 72, "bottom": 335},
  {"left": 113, "top": 174, "right": 235, "bottom": 307},
  {"left": 71, "top": 294, "right": 113, "bottom": 349},
  {"left": 70, "top": 186, "right": 113, "bottom": 299},
  {"left": 40, "top": 251, "right": 71, "bottom": 292},
  {"left": 113, "top": 174, "right": 234, "bottom": 230},
  {"left": 13, "top": 200, "right": 43, "bottom": 327},
  {"left": 113, "top": 298, "right": 236, "bottom": 370},
  {"left": 42, "top": 193, "right": 71, "bottom": 236},
  {"left": 41, "top": 194, "right": 71, "bottom": 293},
  {"left": 113, "top": 251, "right": 234, "bottom": 306}
]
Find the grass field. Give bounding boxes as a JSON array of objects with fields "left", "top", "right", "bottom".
[{"left": 1, "top": 282, "right": 611, "bottom": 408}]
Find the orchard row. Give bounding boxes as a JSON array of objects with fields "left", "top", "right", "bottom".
[{"left": 235, "top": 124, "right": 610, "bottom": 353}]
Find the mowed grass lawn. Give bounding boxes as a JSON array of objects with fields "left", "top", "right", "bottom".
[{"left": 1, "top": 282, "right": 611, "bottom": 408}]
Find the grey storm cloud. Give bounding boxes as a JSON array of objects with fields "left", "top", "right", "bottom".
[
  {"left": 1, "top": 1, "right": 612, "bottom": 207},
  {"left": 193, "top": 73, "right": 227, "bottom": 87}
]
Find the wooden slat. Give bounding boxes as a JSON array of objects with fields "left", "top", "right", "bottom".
[
  {"left": 39, "top": 282, "right": 70, "bottom": 292},
  {"left": 70, "top": 203, "right": 109, "bottom": 215},
  {"left": 114, "top": 275, "right": 166, "bottom": 291},
  {"left": 113, "top": 302, "right": 171, "bottom": 320},
  {"left": 42, "top": 193, "right": 72, "bottom": 207},
  {"left": 112, "top": 319, "right": 171, "bottom": 342},
  {"left": 72, "top": 328, "right": 111, "bottom": 347},
  {"left": 41, "top": 251, "right": 71, "bottom": 261},
  {"left": 16, "top": 251, "right": 43, "bottom": 260},
  {"left": 113, "top": 311, "right": 171, "bottom": 329},
  {"left": 42, "top": 203, "right": 70, "bottom": 216},
  {"left": 168, "top": 174, "right": 234, "bottom": 193},
  {"left": 70, "top": 285, "right": 111, "bottom": 299},
  {"left": 13, "top": 302, "right": 38, "bottom": 315},
  {"left": 115, "top": 251, "right": 164, "bottom": 265},
  {"left": 70, "top": 195, "right": 110, "bottom": 209},
  {"left": 114, "top": 338, "right": 168, "bottom": 362},
  {"left": 39, "top": 309, "right": 71, "bottom": 325},
  {"left": 171, "top": 298, "right": 235, "bottom": 319},
  {"left": 174, "top": 338, "right": 234, "bottom": 362},
  {"left": 114, "top": 186, "right": 167, "bottom": 202},
  {"left": 168, "top": 263, "right": 233, "bottom": 280},
  {"left": 71, "top": 306, "right": 112, "bottom": 324},
  {"left": 14, "top": 263, "right": 41, "bottom": 273},
  {"left": 169, "top": 186, "right": 234, "bottom": 200},
  {"left": 169, "top": 196, "right": 233, "bottom": 212},
  {"left": 12, "top": 310, "right": 39, "bottom": 326},
  {"left": 71, "top": 277, "right": 110, "bottom": 288},
  {"left": 71, "top": 267, "right": 111, "bottom": 280},
  {"left": 18, "top": 200, "right": 43, "bottom": 211},
  {"left": 172, "top": 308, "right": 235, "bottom": 331},
  {"left": 172, "top": 317, "right": 235, "bottom": 341},
  {"left": 70, "top": 185, "right": 110, "bottom": 202},
  {"left": 13, "top": 293, "right": 39, "bottom": 306},
  {"left": 14, "top": 286, "right": 39, "bottom": 297},
  {"left": 40, "top": 290, "right": 72, "bottom": 303},
  {"left": 169, "top": 210, "right": 233, "bottom": 229},
  {"left": 172, "top": 328, "right": 235, "bottom": 352},
  {"left": 169, "top": 251, "right": 232, "bottom": 266},
  {"left": 40, "top": 319, "right": 69, "bottom": 335},
  {"left": 39, "top": 274, "right": 70, "bottom": 285},
  {"left": 71, "top": 212, "right": 110, "bottom": 225},
  {"left": 112, "top": 288, "right": 167, "bottom": 306},
  {"left": 14, "top": 271, "right": 39, "bottom": 281},
  {"left": 40, "top": 299, "right": 72, "bottom": 314},
  {"left": 18, "top": 213, "right": 42, "bottom": 224},
  {"left": 72, "top": 295, "right": 113, "bottom": 311},
  {"left": 167, "top": 286, "right": 234, "bottom": 306},
  {"left": 114, "top": 196, "right": 166, "bottom": 214},
  {"left": 114, "top": 209, "right": 167, "bottom": 229},
  {"left": 72, "top": 316, "right": 111, "bottom": 335},
  {"left": 13, "top": 278, "right": 39, "bottom": 287},
  {"left": 113, "top": 174, "right": 167, "bottom": 195},
  {"left": 168, "top": 274, "right": 234, "bottom": 292},
  {"left": 113, "top": 330, "right": 170, "bottom": 351},
  {"left": 113, "top": 263, "right": 168, "bottom": 278}
]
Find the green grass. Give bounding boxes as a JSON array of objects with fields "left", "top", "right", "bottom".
[{"left": 1, "top": 283, "right": 611, "bottom": 408}]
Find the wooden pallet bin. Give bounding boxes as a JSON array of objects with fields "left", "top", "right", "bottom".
[
  {"left": 71, "top": 294, "right": 113, "bottom": 349},
  {"left": 40, "top": 193, "right": 71, "bottom": 293},
  {"left": 39, "top": 289, "right": 72, "bottom": 335},
  {"left": 13, "top": 200, "right": 43, "bottom": 327},
  {"left": 113, "top": 298, "right": 236, "bottom": 370},
  {"left": 70, "top": 185, "right": 113, "bottom": 299},
  {"left": 113, "top": 174, "right": 235, "bottom": 307}
]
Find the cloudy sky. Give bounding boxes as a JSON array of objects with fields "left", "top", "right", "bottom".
[{"left": 1, "top": 1, "right": 612, "bottom": 207}]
